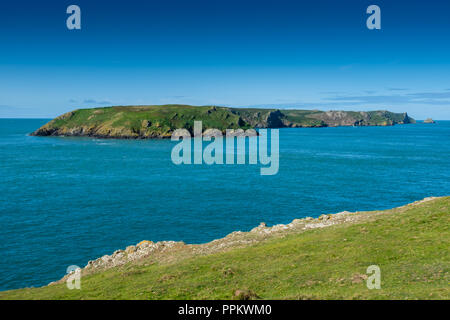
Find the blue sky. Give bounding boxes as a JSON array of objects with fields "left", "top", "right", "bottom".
[{"left": 0, "top": 0, "right": 449, "bottom": 119}]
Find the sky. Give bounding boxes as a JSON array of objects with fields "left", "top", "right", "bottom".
[{"left": 0, "top": 0, "right": 449, "bottom": 119}]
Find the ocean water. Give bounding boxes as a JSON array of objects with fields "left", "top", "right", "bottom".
[{"left": 0, "top": 119, "right": 449, "bottom": 291}]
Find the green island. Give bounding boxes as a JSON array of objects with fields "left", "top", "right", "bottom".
[
  {"left": 1, "top": 196, "right": 448, "bottom": 300},
  {"left": 31, "top": 105, "right": 415, "bottom": 139}
]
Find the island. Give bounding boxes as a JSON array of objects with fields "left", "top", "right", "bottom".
[
  {"left": 31, "top": 105, "right": 416, "bottom": 139},
  {"left": 423, "top": 118, "right": 435, "bottom": 124}
]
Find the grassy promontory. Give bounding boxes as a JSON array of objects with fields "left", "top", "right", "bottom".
[
  {"left": 1, "top": 197, "right": 448, "bottom": 300},
  {"left": 31, "top": 105, "right": 415, "bottom": 139}
]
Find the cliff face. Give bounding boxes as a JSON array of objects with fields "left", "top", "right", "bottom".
[
  {"left": 230, "top": 109, "right": 415, "bottom": 128},
  {"left": 31, "top": 105, "right": 415, "bottom": 139},
  {"left": 309, "top": 110, "right": 415, "bottom": 127}
]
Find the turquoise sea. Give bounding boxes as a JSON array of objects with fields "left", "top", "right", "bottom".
[{"left": 1, "top": 119, "right": 449, "bottom": 291}]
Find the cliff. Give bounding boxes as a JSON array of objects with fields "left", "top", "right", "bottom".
[{"left": 31, "top": 105, "right": 416, "bottom": 139}]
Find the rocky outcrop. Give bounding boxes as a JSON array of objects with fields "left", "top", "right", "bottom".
[
  {"left": 423, "top": 118, "right": 435, "bottom": 124},
  {"left": 402, "top": 112, "right": 416, "bottom": 124},
  {"left": 231, "top": 108, "right": 415, "bottom": 128},
  {"left": 312, "top": 111, "right": 364, "bottom": 127},
  {"left": 309, "top": 110, "right": 415, "bottom": 127},
  {"left": 265, "top": 110, "right": 285, "bottom": 128},
  {"left": 85, "top": 241, "right": 184, "bottom": 270}
]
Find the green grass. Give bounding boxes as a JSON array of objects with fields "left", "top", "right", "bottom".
[
  {"left": 1, "top": 197, "right": 448, "bottom": 300},
  {"left": 283, "top": 109, "right": 326, "bottom": 127},
  {"left": 41, "top": 105, "right": 250, "bottom": 137}
]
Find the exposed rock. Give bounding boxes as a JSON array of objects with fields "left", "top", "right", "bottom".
[
  {"left": 233, "top": 289, "right": 259, "bottom": 300},
  {"left": 125, "top": 245, "right": 136, "bottom": 254},
  {"left": 137, "top": 240, "right": 154, "bottom": 248},
  {"left": 226, "top": 128, "right": 258, "bottom": 137},
  {"left": 265, "top": 110, "right": 285, "bottom": 128},
  {"left": 423, "top": 118, "right": 435, "bottom": 124},
  {"left": 351, "top": 273, "right": 368, "bottom": 284},
  {"left": 84, "top": 240, "right": 183, "bottom": 271},
  {"left": 335, "top": 211, "right": 351, "bottom": 216},
  {"left": 172, "top": 128, "right": 191, "bottom": 138},
  {"left": 202, "top": 128, "right": 223, "bottom": 138},
  {"left": 309, "top": 110, "right": 414, "bottom": 127},
  {"left": 141, "top": 120, "right": 152, "bottom": 128}
]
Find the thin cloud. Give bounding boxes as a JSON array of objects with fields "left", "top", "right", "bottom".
[
  {"left": 83, "top": 99, "right": 112, "bottom": 105},
  {"left": 325, "top": 91, "right": 450, "bottom": 105},
  {"left": 406, "top": 92, "right": 450, "bottom": 99},
  {"left": 244, "top": 90, "right": 450, "bottom": 111},
  {"left": 320, "top": 91, "right": 342, "bottom": 95},
  {"left": 387, "top": 87, "right": 408, "bottom": 91}
]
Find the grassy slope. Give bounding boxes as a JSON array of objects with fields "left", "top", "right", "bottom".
[
  {"left": 35, "top": 105, "right": 250, "bottom": 138},
  {"left": 282, "top": 109, "right": 325, "bottom": 126},
  {"left": 1, "top": 197, "right": 448, "bottom": 300}
]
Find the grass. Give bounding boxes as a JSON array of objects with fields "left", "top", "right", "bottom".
[
  {"left": 1, "top": 197, "right": 448, "bottom": 300},
  {"left": 43, "top": 105, "right": 249, "bottom": 137}
]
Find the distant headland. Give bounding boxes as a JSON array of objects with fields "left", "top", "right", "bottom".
[{"left": 31, "top": 105, "right": 416, "bottom": 139}]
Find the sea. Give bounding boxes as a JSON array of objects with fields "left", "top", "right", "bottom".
[{"left": 0, "top": 119, "right": 449, "bottom": 291}]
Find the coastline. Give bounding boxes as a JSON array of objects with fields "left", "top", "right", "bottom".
[
  {"left": 1, "top": 195, "right": 448, "bottom": 299},
  {"left": 51, "top": 196, "right": 443, "bottom": 286}
]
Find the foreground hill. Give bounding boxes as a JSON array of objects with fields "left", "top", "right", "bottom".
[
  {"left": 31, "top": 105, "right": 415, "bottom": 139},
  {"left": 1, "top": 196, "right": 448, "bottom": 300}
]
